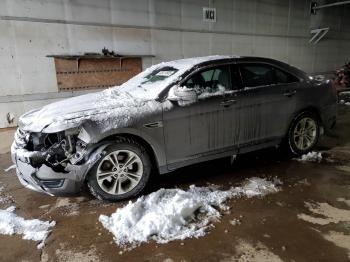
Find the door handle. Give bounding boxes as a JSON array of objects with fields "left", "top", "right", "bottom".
[
  {"left": 220, "top": 99, "right": 237, "bottom": 107},
  {"left": 283, "top": 90, "right": 297, "bottom": 97}
]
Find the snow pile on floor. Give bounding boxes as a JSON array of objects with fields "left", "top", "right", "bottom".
[
  {"left": 99, "top": 177, "right": 281, "bottom": 249},
  {"left": 296, "top": 151, "right": 322, "bottom": 163},
  {"left": 0, "top": 206, "right": 55, "bottom": 249}
]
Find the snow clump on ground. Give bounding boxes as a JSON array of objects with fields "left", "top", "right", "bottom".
[
  {"left": 0, "top": 206, "right": 55, "bottom": 249},
  {"left": 99, "top": 177, "right": 281, "bottom": 249},
  {"left": 296, "top": 151, "right": 322, "bottom": 163}
]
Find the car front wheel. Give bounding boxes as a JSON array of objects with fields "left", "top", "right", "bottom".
[
  {"left": 87, "top": 138, "right": 151, "bottom": 201},
  {"left": 287, "top": 112, "right": 320, "bottom": 156}
]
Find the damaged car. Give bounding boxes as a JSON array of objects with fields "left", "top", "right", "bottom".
[{"left": 11, "top": 56, "right": 337, "bottom": 201}]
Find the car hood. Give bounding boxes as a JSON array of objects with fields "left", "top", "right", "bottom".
[{"left": 18, "top": 88, "right": 158, "bottom": 133}]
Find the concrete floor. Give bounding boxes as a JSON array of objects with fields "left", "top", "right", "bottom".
[
  {"left": 0, "top": 106, "right": 350, "bottom": 262},
  {"left": 0, "top": 127, "right": 15, "bottom": 154}
]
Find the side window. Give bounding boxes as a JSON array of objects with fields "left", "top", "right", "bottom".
[
  {"left": 183, "top": 66, "right": 231, "bottom": 94},
  {"left": 239, "top": 64, "right": 274, "bottom": 88},
  {"left": 231, "top": 64, "right": 242, "bottom": 90},
  {"left": 273, "top": 67, "right": 299, "bottom": 84}
]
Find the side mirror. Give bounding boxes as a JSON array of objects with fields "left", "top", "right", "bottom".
[{"left": 169, "top": 86, "right": 198, "bottom": 106}]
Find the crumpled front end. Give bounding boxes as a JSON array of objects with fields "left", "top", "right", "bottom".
[{"left": 11, "top": 128, "right": 107, "bottom": 196}]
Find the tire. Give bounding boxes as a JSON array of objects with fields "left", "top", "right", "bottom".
[
  {"left": 87, "top": 137, "right": 152, "bottom": 201},
  {"left": 286, "top": 111, "right": 320, "bottom": 156}
]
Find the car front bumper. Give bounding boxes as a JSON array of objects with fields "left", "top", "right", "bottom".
[
  {"left": 11, "top": 142, "right": 83, "bottom": 195},
  {"left": 11, "top": 129, "right": 109, "bottom": 196}
]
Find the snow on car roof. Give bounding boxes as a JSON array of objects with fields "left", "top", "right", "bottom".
[{"left": 158, "top": 55, "right": 240, "bottom": 69}]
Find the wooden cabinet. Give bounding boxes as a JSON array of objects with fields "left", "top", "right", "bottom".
[{"left": 50, "top": 55, "right": 147, "bottom": 91}]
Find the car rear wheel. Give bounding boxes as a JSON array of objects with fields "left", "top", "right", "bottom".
[
  {"left": 87, "top": 138, "right": 151, "bottom": 201},
  {"left": 287, "top": 112, "right": 320, "bottom": 156}
]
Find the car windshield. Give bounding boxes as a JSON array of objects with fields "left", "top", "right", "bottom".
[
  {"left": 141, "top": 67, "right": 178, "bottom": 84},
  {"left": 117, "top": 65, "right": 185, "bottom": 100}
]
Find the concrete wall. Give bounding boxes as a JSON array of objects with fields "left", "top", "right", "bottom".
[{"left": 0, "top": 0, "right": 349, "bottom": 128}]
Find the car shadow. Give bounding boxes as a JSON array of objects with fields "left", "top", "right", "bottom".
[{"left": 148, "top": 146, "right": 292, "bottom": 193}]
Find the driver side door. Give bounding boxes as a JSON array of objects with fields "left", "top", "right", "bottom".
[{"left": 162, "top": 64, "right": 236, "bottom": 170}]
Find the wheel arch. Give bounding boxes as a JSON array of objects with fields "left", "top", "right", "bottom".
[
  {"left": 99, "top": 133, "right": 162, "bottom": 175},
  {"left": 297, "top": 106, "right": 322, "bottom": 122},
  {"left": 286, "top": 106, "right": 322, "bottom": 135}
]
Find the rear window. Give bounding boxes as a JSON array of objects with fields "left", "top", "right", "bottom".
[
  {"left": 239, "top": 63, "right": 299, "bottom": 88},
  {"left": 274, "top": 67, "right": 299, "bottom": 84},
  {"left": 240, "top": 64, "right": 274, "bottom": 87}
]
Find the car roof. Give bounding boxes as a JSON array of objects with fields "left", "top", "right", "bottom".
[
  {"left": 194, "top": 56, "right": 285, "bottom": 67},
  {"left": 157, "top": 55, "right": 239, "bottom": 70},
  {"left": 155, "top": 55, "right": 298, "bottom": 72},
  {"left": 194, "top": 56, "right": 307, "bottom": 79}
]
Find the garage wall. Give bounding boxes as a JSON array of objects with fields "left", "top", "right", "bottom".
[{"left": 0, "top": 0, "right": 349, "bottom": 128}]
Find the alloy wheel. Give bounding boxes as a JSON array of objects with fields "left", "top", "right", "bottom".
[
  {"left": 293, "top": 117, "right": 317, "bottom": 151},
  {"left": 96, "top": 150, "right": 143, "bottom": 195}
]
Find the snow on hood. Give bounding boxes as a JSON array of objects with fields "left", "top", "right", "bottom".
[
  {"left": 19, "top": 92, "right": 102, "bottom": 132},
  {"left": 19, "top": 89, "right": 160, "bottom": 133},
  {"left": 19, "top": 55, "right": 237, "bottom": 133},
  {"left": 99, "top": 177, "right": 281, "bottom": 250}
]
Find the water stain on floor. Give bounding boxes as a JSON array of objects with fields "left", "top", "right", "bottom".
[
  {"left": 298, "top": 202, "right": 350, "bottom": 225},
  {"left": 221, "top": 240, "right": 283, "bottom": 262}
]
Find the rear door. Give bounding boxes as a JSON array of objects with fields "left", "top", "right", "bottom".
[{"left": 235, "top": 63, "right": 299, "bottom": 148}]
